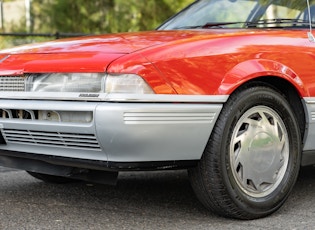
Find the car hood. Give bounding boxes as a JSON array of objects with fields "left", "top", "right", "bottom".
[
  {"left": 0, "top": 29, "right": 258, "bottom": 74},
  {"left": 0, "top": 30, "right": 206, "bottom": 74},
  {"left": 0, "top": 31, "right": 211, "bottom": 55}
]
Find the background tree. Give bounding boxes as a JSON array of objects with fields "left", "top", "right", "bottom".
[
  {"left": 0, "top": 0, "right": 193, "bottom": 49},
  {"left": 31, "top": 0, "right": 194, "bottom": 34}
]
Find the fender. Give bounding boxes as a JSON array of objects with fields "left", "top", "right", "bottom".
[
  {"left": 107, "top": 52, "right": 177, "bottom": 94},
  {"left": 217, "top": 59, "right": 307, "bottom": 96}
]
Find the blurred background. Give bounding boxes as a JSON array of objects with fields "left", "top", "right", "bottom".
[{"left": 0, "top": 0, "right": 194, "bottom": 48}]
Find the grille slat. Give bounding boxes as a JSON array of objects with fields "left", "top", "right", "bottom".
[
  {"left": 4, "top": 135, "right": 99, "bottom": 144},
  {"left": 2, "top": 129, "right": 101, "bottom": 151},
  {"left": 0, "top": 77, "right": 25, "bottom": 91},
  {"left": 4, "top": 130, "right": 97, "bottom": 140}
]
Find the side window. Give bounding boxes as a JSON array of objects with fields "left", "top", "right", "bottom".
[{"left": 302, "top": 5, "right": 315, "bottom": 22}]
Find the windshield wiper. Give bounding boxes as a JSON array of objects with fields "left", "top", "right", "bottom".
[
  {"left": 174, "top": 19, "right": 311, "bottom": 30},
  {"left": 174, "top": 22, "right": 245, "bottom": 29},
  {"left": 246, "top": 19, "right": 311, "bottom": 28}
]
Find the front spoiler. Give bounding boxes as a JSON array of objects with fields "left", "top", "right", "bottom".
[{"left": 0, "top": 150, "right": 198, "bottom": 185}]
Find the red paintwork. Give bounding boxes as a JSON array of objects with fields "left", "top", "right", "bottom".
[{"left": 0, "top": 29, "right": 314, "bottom": 96}]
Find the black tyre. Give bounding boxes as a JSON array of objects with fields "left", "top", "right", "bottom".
[
  {"left": 27, "top": 171, "right": 77, "bottom": 184},
  {"left": 189, "top": 82, "right": 301, "bottom": 219}
]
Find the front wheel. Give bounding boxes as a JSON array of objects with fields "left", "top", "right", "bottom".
[{"left": 189, "top": 83, "right": 301, "bottom": 219}]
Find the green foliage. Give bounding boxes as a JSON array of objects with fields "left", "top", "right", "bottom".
[
  {"left": 31, "top": 0, "right": 194, "bottom": 34},
  {"left": 0, "top": 0, "right": 193, "bottom": 48}
]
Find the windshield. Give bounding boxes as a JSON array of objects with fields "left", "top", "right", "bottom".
[{"left": 158, "top": 0, "right": 315, "bottom": 30}]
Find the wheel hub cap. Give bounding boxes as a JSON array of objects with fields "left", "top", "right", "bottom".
[{"left": 230, "top": 106, "right": 289, "bottom": 197}]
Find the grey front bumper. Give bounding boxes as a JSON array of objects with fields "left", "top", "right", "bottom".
[{"left": 0, "top": 99, "right": 223, "bottom": 163}]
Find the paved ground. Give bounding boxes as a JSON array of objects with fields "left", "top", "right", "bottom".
[{"left": 0, "top": 166, "right": 315, "bottom": 229}]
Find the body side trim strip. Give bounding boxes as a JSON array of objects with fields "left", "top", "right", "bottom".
[{"left": 0, "top": 92, "right": 229, "bottom": 103}]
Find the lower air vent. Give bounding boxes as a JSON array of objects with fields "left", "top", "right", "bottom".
[
  {"left": 0, "top": 77, "right": 25, "bottom": 91},
  {"left": 2, "top": 129, "right": 101, "bottom": 151}
]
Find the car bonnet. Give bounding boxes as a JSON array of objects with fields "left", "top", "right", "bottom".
[{"left": 0, "top": 31, "right": 204, "bottom": 74}]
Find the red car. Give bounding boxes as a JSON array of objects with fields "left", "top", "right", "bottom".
[{"left": 0, "top": 0, "right": 313, "bottom": 219}]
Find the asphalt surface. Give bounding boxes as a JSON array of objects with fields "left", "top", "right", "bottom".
[{"left": 0, "top": 166, "right": 315, "bottom": 230}]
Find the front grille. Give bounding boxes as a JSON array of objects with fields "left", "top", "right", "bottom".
[
  {"left": 0, "top": 76, "right": 25, "bottom": 91},
  {"left": 1, "top": 129, "right": 101, "bottom": 151},
  {"left": 0, "top": 109, "right": 93, "bottom": 123}
]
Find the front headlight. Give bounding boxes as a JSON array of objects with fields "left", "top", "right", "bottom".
[
  {"left": 25, "top": 73, "right": 154, "bottom": 94},
  {"left": 26, "top": 73, "right": 105, "bottom": 92},
  {"left": 105, "top": 74, "right": 154, "bottom": 94}
]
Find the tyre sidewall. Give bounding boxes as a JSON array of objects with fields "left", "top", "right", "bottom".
[{"left": 218, "top": 86, "right": 301, "bottom": 215}]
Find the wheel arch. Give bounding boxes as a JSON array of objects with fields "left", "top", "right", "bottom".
[
  {"left": 218, "top": 59, "right": 307, "bottom": 97},
  {"left": 228, "top": 76, "right": 306, "bottom": 147},
  {"left": 218, "top": 59, "right": 307, "bottom": 143}
]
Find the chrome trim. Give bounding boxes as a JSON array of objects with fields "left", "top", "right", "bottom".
[
  {"left": 123, "top": 111, "right": 216, "bottom": 124},
  {"left": 105, "top": 94, "right": 229, "bottom": 103},
  {"left": 0, "top": 92, "right": 108, "bottom": 101},
  {"left": 0, "top": 92, "right": 229, "bottom": 103}
]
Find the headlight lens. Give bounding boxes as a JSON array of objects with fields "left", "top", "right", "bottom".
[
  {"left": 105, "top": 74, "right": 154, "bottom": 94},
  {"left": 26, "top": 73, "right": 154, "bottom": 94},
  {"left": 26, "top": 73, "right": 105, "bottom": 92}
]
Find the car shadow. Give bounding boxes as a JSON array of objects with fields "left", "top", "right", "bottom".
[
  {"left": 1, "top": 169, "right": 216, "bottom": 218},
  {"left": 2, "top": 166, "right": 315, "bottom": 224}
]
